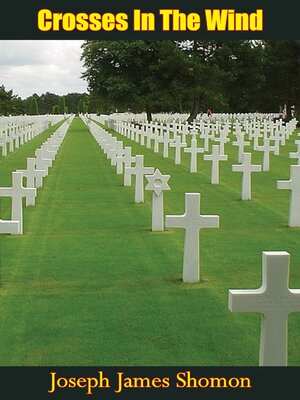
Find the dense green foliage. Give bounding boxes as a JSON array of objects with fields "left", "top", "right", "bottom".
[
  {"left": 0, "top": 85, "right": 24, "bottom": 115},
  {"left": 0, "top": 89, "right": 90, "bottom": 116},
  {"left": 81, "top": 40, "right": 300, "bottom": 121},
  {"left": 28, "top": 97, "right": 39, "bottom": 115}
]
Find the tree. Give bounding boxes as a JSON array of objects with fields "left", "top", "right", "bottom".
[
  {"left": 78, "top": 98, "right": 86, "bottom": 114},
  {"left": 0, "top": 85, "right": 24, "bottom": 115},
  {"left": 81, "top": 40, "right": 271, "bottom": 122},
  {"left": 81, "top": 40, "right": 186, "bottom": 121},
  {"left": 175, "top": 41, "right": 229, "bottom": 122},
  {"left": 57, "top": 96, "right": 66, "bottom": 114},
  {"left": 29, "top": 96, "right": 39, "bottom": 115},
  {"left": 39, "top": 92, "right": 60, "bottom": 114},
  {"left": 213, "top": 40, "right": 265, "bottom": 113},
  {"left": 261, "top": 40, "right": 300, "bottom": 120},
  {"left": 65, "top": 92, "right": 89, "bottom": 113}
]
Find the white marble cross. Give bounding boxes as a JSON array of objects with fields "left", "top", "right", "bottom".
[
  {"left": 249, "top": 128, "right": 263, "bottom": 150},
  {"left": 229, "top": 251, "right": 300, "bottom": 366},
  {"left": 17, "top": 158, "right": 45, "bottom": 205},
  {"left": 103, "top": 139, "right": 117, "bottom": 156},
  {"left": 8, "top": 136, "right": 14, "bottom": 153},
  {"left": 130, "top": 125, "right": 137, "bottom": 141},
  {"left": 0, "top": 133, "right": 8, "bottom": 156},
  {"left": 40, "top": 144, "right": 56, "bottom": 161},
  {"left": 115, "top": 146, "right": 132, "bottom": 175},
  {"left": 232, "top": 153, "right": 261, "bottom": 200},
  {"left": 46, "top": 141, "right": 59, "bottom": 153},
  {"left": 256, "top": 138, "right": 276, "bottom": 171},
  {"left": 184, "top": 138, "right": 204, "bottom": 173},
  {"left": 289, "top": 149, "right": 300, "bottom": 165},
  {"left": 200, "top": 128, "right": 213, "bottom": 152},
  {"left": 277, "top": 165, "right": 300, "bottom": 227},
  {"left": 214, "top": 132, "right": 229, "bottom": 155},
  {"left": 268, "top": 132, "right": 282, "bottom": 155},
  {"left": 125, "top": 155, "right": 154, "bottom": 203},
  {"left": 121, "top": 149, "right": 136, "bottom": 186},
  {"left": 169, "top": 135, "right": 187, "bottom": 164},
  {"left": 145, "top": 169, "right": 170, "bottom": 231},
  {"left": 35, "top": 148, "right": 52, "bottom": 176},
  {"left": 294, "top": 139, "right": 300, "bottom": 153},
  {"left": 0, "top": 172, "right": 36, "bottom": 234},
  {"left": 165, "top": 193, "right": 219, "bottom": 283},
  {"left": 233, "top": 133, "right": 250, "bottom": 163},
  {"left": 145, "top": 130, "right": 154, "bottom": 149},
  {"left": 204, "top": 144, "right": 228, "bottom": 184},
  {"left": 153, "top": 133, "right": 163, "bottom": 153},
  {"left": 109, "top": 142, "right": 124, "bottom": 166},
  {"left": 161, "top": 132, "right": 174, "bottom": 158},
  {"left": 0, "top": 218, "right": 20, "bottom": 234}
]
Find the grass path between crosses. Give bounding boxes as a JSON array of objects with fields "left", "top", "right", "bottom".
[{"left": 0, "top": 117, "right": 299, "bottom": 366}]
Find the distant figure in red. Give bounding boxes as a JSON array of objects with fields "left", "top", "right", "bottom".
[{"left": 206, "top": 108, "right": 212, "bottom": 116}]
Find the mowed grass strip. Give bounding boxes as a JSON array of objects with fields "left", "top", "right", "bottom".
[{"left": 0, "top": 117, "right": 299, "bottom": 366}]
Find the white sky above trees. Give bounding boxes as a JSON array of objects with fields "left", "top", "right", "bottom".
[{"left": 0, "top": 40, "right": 88, "bottom": 99}]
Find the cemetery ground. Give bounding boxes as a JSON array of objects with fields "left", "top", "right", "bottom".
[{"left": 0, "top": 117, "right": 300, "bottom": 366}]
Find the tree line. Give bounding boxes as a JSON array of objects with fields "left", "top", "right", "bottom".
[
  {"left": 0, "top": 88, "right": 93, "bottom": 116},
  {"left": 81, "top": 40, "right": 300, "bottom": 122}
]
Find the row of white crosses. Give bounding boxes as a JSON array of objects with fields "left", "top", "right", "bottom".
[
  {"left": 116, "top": 121, "right": 232, "bottom": 181},
  {"left": 0, "top": 120, "right": 48, "bottom": 157},
  {"left": 0, "top": 115, "right": 66, "bottom": 157},
  {"left": 123, "top": 114, "right": 293, "bottom": 150},
  {"left": 0, "top": 117, "right": 72, "bottom": 235},
  {"left": 84, "top": 118, "right": 157, "bottom": 208},
  {"left": 116, "top": 117, "right": 300, "bottom": 214},
  {"left": 85, "top": 117, "right": 221, "bottom": 283},
  {"left": 87, "top": 115, "right": 300, "bottom": 366},
  {"left": 112, "top": 114, "right": 294, "bottom": 146},
  {"left": 144, "top": 112, "right": 280, "bottom": 123},
  {"left": 112, "top": 119, "right": 297, "bottom": 202},
  {"left": 96, "top": 112, "right": 285, "bottom": 132},
  {"left": 96, "top": 112, "right": 300, "bottom": 234}
]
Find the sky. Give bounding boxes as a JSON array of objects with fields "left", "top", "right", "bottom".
[{"left": 0, "top": 40, "right": 88, "bottom": 99}]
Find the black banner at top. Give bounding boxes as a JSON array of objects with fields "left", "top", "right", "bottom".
[{"left": 2, "top": 0, "right": 300, "bottom": 39}]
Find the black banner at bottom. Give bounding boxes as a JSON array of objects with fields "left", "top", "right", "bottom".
[{"left": 0, "top": 366, "right": 297, "bottom": 399}]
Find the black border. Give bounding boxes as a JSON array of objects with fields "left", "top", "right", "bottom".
[
  {"left": 2, "top": 0, "right": 299, "bottom": 39},
  {"left": 1, "top": 1, "right": 299, "bottom": 399},
  {"left": 1, "top": 366, "right": 297, "bottom": 399}
]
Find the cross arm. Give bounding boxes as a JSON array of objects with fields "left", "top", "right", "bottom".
[
  {"left": 289, "top": 152, "right": 300, "bottom": 158},
  {"left": 229, "top": 288, "right": 265, "bottom": 312},
  {"left": 0, "top": 188, "right": 13, "bottom": 197},
  {"left": 124, "top": 166, "right": 135, "bottom": 176},
  {"left": 252, "top": 165, "right": 262, "bottom": 173},
  {"left": 144, "top": 167, "right": 155, "bottom": 175},
  {"left": 200, "top": 215, "right": 219, "bottom": 228},
  {"left": 232, "top": 165, "right": 244, "bottom": 172},
  {"left": 277, "top": 180, "right": 292, "bottom": 190},
  {"left": 165, "top": 214, "right": 186, "bottom": 229},
  {"left": 288, "top": 289, "right": 300, "bottom": 312},
  {"left": 0, "top": 218, "right": 20, "bottom": 234}
]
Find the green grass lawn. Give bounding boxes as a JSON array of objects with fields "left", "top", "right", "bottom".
[{"left": 0, "top": 116, "right": 299, "bottom": 366}]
